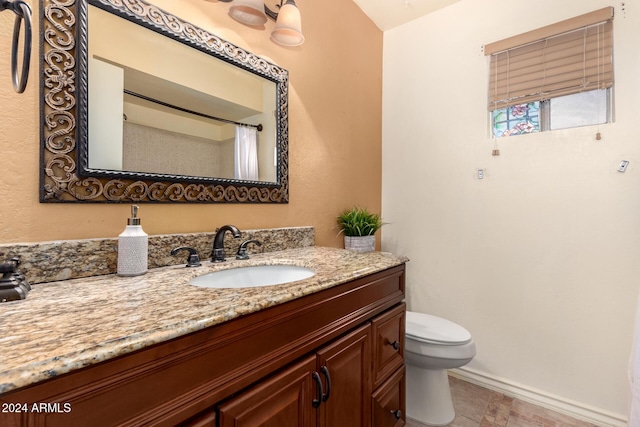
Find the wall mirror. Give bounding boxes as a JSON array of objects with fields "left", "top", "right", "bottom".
[{"left": 40, "top": 0, "right": 289, "bottom": 203}]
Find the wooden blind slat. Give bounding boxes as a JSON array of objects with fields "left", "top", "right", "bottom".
[
  {"left": 490, "top": 70, "right": 613, "bottom": 104},
  {"left": 490, "top": 50, "right": 613, "bottom": 84},
  {"left": 494, "top": 28, "right": 613, "bottom": 65},
  {"left": 490, "top": 86, "right": 611, "bottom": 110},
  {"left": 490, "top": 53, "right": 614, "bottom": 85}
]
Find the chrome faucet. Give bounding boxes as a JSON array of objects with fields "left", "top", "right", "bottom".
[{"left": 212, "top": 225, "right": 241, "bottom": 262}]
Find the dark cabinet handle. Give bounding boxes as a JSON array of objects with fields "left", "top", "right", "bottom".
[
  {"left": 390, "top": 340, "right": 400, "bottom": 350},
  {"left": 391, "top": 409, "right": 402, "bottom": 419},
  {"left": 312, "top": 371, "right": 323, "bottom": 408},
  {"left": 320, "top": 365, "right": 331, "bottom": 402}
]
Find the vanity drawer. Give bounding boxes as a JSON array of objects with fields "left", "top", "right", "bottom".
[
  {"left": 371, "top": 302, "right": 405, "bottom": 389},
  {"left": 372, "top": 365, "right": 405, "bottom": 427}
]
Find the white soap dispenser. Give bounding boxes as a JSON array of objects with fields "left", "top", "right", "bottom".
[{"left": 117, "top": 205, "right": 148, "bottom": 276}]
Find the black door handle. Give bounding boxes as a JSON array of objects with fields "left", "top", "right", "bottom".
[
  {"left": 390, "top": 340, "right": 400, "bottom": 350},
  {"left": 312, "top": 371, "right": 323, "bottom": 408},
  {"left": 391, "top": 409, "right": 402, "bottom": 419},
  {"left": 320, "top": 365, "right": 331, "bottom": 402}
]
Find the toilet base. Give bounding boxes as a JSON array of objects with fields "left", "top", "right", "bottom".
[{"left": 406, "top": 365, "right": 455, "bottom": 426}]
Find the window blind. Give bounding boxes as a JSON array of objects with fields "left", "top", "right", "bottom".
[{"left": 485, "top": 7, "right": 613, "bottom": 111}]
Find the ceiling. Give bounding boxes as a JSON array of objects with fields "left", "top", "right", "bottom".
[{"left": 352, "top": 0, "right": 462, "bottom": 31}]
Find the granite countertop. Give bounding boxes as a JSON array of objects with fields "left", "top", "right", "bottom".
[{"left": 0, "top": 246, "right": 408, "bottom": 395}]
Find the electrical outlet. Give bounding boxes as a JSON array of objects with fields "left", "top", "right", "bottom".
[{"left": 477, "top": 169, "right": 484, "bottom": 180}]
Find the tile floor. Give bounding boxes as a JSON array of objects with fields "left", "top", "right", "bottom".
[{"left": 405, "top": 376, "right": 601, "bottom": 427}]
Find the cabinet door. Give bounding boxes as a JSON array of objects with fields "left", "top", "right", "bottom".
[
  {"left": 316, "top": 323, "right": 372, "bottom": 427},
  {"left": 371, "top": 303, "right": 405, "bottom": 389},
  {"left": 372, "top": 366, "right": 405, "bottom": 427},
  {"left": 217, "top": 355, "right": 318, "bottom": 427}
]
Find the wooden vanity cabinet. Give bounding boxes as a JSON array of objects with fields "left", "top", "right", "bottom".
[
  {"left": 216, "top": 355, "right": 317, "bottom": 427},
  {"left": 218, "top": 324, "right": 371, "bottom": 427},
  {"left": 371, "top": 304, "right": 405, "bottom": 390},
  {"left": 372, "top": 366, "right": 406, "bottom": 427},
  {"left": 316, "top": 324, "right": 372, "bottom": 427},
  {"left": 371, "top": 304, "right": 406, "bottom": 427},
  {"left": 217, "top": 306, "right": 406, "bottom": 427},
  {"left": 0, "top": 265, "right": 405, "bottom": 427}
]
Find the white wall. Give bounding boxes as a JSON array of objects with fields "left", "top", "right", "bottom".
[{"left": 382, "top": 0, "right": 640, "bottom": 424}]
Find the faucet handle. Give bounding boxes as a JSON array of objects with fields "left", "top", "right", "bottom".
[
  {"left": 0, "top": 256, "right": 30, "bottom": 303},
  {"left": 236, "top": 240, "right": 262, "bottom": 260},
  {"left": 170, "top": 246, "right": 202, "bottom": 267},
  {"left": 0, "top": 256, "right": 20, "bottom": 273}
]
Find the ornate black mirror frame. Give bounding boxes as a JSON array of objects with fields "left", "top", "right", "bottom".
[{"left": 40, "top": 0, "right": 289, "bottom": 203}]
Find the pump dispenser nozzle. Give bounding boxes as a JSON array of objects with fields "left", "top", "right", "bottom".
[{"left": 128, "top": 205, "right": 141, "bottom": 226}]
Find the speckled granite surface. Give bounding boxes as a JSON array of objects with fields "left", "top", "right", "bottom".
[
  {"left": 0, "top": 227, "right": 314, "bottom": 284},
  {"left": 0, "top": 246, "right": 407, "bottom": 395}
]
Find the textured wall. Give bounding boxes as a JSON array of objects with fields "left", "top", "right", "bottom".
[{"left": 0, "top": 0, "right": 383, "bottom": 247}]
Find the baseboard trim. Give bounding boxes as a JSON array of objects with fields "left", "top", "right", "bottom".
[{"left": 449, "top": 367, "right": 627, "bottom": 427}]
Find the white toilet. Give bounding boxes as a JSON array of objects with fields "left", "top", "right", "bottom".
[{"left": 405, "top": 311, "right": 477, "bottom": 426}]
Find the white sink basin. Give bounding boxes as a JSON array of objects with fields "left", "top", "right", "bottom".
[{"left": 189, "top": 264, "right": 315, "bottom": 289}]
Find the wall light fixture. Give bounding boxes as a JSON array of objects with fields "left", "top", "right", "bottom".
[{"left": 224, "top": 0, "right": 304, "bottom": 47}]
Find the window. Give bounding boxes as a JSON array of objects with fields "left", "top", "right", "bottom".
[
  {"left": 485, "top": 8, "right": 614, "bottom": 138},
  {"left": 492, "top": 89, "right": 610, "bottom": 138},
  {"left": 492, "top": 102, "right": 540, "bottom": 138},
  {"left": 548, "top": 89, "right": 609, "bottom": 130}
]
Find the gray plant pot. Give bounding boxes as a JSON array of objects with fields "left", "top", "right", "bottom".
[{"left": 344, "top": 235, "right": 376, "bottom": 253}]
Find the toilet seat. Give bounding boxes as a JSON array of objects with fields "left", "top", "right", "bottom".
[{"left": 406, "top": 311, "right": 472, "bottom": 346}]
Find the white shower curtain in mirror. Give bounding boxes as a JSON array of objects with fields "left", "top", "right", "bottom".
[{"left": 234, "top": 126, "right": 259, "bottom": 181}]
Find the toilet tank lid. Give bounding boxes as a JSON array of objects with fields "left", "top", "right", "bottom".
[{"left": 405, "top": 311, "right": 472, "bottom": 344}]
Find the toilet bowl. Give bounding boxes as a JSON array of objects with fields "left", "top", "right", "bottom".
[{"left": 405, "top": 311, "right": 476, "bottom": 426}]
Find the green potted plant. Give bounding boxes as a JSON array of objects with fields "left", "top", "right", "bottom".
[{"left": 336, "top": 207, "right": 385, "bottom": 253}]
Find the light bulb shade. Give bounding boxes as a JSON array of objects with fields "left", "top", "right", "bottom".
[
  {"left": 229, "top": 0, "right": 268, "bottom": 26},
  {"left": 270, "top": 0, "right": 304, "bottom": 46}
]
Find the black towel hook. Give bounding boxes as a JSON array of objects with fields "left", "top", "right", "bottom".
[{"left": 0, "top": 0, "right": 32, "bottom": 93}]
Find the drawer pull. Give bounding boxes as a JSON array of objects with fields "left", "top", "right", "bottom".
[
  {"left": 390, "top": 340, "right": 400, "bottom": 350},
  {"left": 312, "top": 371, "right": 323, "bottom": 408},
  {"left": 320, "top": 365, "right": 331, "bottom": 402},
  {"left": 391, "top": 409, "right": 402, "bottom": 419}
]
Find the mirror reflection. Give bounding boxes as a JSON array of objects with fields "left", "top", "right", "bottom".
[
  {"left": 87, "top": 5, "right": 278, "bottom": 182},
  {"left": 40, "top": 0, "right": 289, "bottom": 203}
]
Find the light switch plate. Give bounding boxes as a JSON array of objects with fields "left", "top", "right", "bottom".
[{"left": 618, "top": 160, "right": 629, "bottom": 173}]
